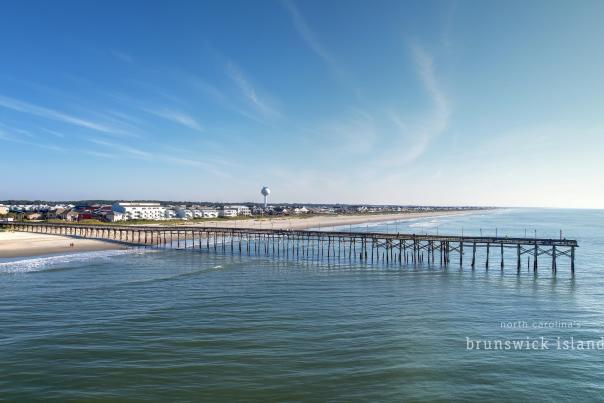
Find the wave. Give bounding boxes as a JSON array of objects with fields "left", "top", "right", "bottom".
[
  {"left": 0, "top": 249, "right": 142, "bottom": 274},
  {"left": 408, "top": 220, "right": 443, "bottom": 229}
]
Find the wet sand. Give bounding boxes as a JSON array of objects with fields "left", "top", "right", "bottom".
[
  {"left": 0, "top": 232, "right": 126, "bottom": 258},
  {"left": 184, "top": 210, "right": 476, "bottom": 230},
  {"left": 0, "top": 210, "right": 480, "bottom": 258}
]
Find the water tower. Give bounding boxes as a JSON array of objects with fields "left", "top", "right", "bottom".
[{"left": 261, "top": 186, "right": 270, "bottom": 207}]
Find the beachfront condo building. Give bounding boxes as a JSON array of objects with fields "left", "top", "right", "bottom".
[
  {"left": 165, "top": 209, "right": 177, "bottom": 219},
  {"left": 175, "top": 206, "right": 193, "bottom": 219},
  {"left": 220, "top": 207, "right": 238, "bottom": 218},
  {"left": 175, "top": 207, "right": 220, "bottom": 219},
  {"left": 112, "top": 202, "right": 167, "bottom": 221},
  {"left": 201, "top": 209, "right": 219, "bottom": 218},
  {"left": 228, "top": 205, "right": 252, "bottom": 216}
]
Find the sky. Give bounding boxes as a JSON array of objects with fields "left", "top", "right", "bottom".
[{"left": 0, "top": 0, "right": 603, "bottom": 208}]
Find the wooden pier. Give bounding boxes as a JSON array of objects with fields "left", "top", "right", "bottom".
[{"left": 1, "top": 222, "right": 578, "bottom": 274}]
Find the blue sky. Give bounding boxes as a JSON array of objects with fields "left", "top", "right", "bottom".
[{"left": 1, "top": 0, "right": 603, "bottom": 208}]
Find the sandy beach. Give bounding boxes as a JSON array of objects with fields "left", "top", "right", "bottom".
[
  {"left": 0, "top": 232, "right": 126, "bottom": 258},
  {"left": 183, "top": 210, "right": 476, "bottom": 230},
  {"left": 0, "top": 210, "right": 479, "bottom": 258}
]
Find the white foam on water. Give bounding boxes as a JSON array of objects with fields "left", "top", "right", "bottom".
[
  {"left": 409, "top": 219, "right": 443, "bottom": 229},
  {"left": 317, "top": 211, "right": 486, "bottom": 233},
  {"left": 0, "top": 249, "right": 143, "bottom": 274}
]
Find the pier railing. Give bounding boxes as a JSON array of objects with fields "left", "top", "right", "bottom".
[{"left": 1, "top": 222, "right": 578, "bottom": 274}]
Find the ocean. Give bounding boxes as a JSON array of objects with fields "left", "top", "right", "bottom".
[{"left": 1, "top": 208, "right": 604, "bottom": 401}]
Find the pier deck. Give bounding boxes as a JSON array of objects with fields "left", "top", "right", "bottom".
[{"left": 1, "top": 222, "right": 578, "bottom": 274}]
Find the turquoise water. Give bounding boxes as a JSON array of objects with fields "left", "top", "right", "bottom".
[{"left": 1, "top": 209, "right": 604, "bottom": 401}]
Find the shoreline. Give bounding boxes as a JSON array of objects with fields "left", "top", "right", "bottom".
[
  {"left": 0, "top": 210, "right": 484, "bottom": 259},
  {"left": 0, "top": 232, "right": 128, "bottom": 259},
  {"left": 183, "top": 210, "right": 479, "bottom": 230}
]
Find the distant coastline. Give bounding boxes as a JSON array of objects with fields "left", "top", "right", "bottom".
[
  {"left": 180, "top": 209, "right": 480, "bottom": 231},
  {"left": 0, "top": 209, "right": 485, "bottom": 259}
]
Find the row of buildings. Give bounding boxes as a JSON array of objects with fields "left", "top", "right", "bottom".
[
  {"left": 111, "top": 202, "right": 254, "bottom": 221},
  {"left": 110, "top": 203, "right": 315, "bottom": 221},
  {"left": 1, "top": 202, "right": 480, "bottom": 223},
  {"left": 0, "top": 202, "right": 310, "bottom": 222}
]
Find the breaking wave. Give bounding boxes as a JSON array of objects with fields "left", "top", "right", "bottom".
[{"left": 0, "top": 249, "right": 141, "bottom": 274}]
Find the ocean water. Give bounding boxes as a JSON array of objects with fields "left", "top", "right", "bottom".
[{"left": 1, "top": 208, "right": 604, "bottom": 401}]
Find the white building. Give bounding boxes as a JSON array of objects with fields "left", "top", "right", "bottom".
[
  {"left": 220, "top": 207, "right": 238, "bottom": 218},
  {"left": 112, "top": 202, "right": 166, "bottom": 221},
  {"left": 165, "top": 209, "right": 177, "bottom": 219},
  {"left": 106, "top": 211, "right": 125, "bottom": 222},
  {"left": 0, "top": 204, "right": 8, "bottom": 215},
  {"left": 294, "top": 207, "right": 309, "bottom": 214},
  {"left": 201, "top": 209, "right": 219, "bottom": 218},
  {"left": 175, "top": 206, "right": 193, "bottom": 219},
  {"left": 174, "top": 206, "right": 219, "bottom": 219},
  {"left": 174, "top": 206, "right": 219, "bottom": 220},
  {"left": 229, "top": 205, "right": 251, "bottom": 216}
]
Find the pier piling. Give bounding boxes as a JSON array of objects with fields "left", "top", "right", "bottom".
[{"left": 0, "top": 222, "right": 579, "bottom": 275}]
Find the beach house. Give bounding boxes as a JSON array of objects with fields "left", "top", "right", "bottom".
[
  {"left": 112, "top": 202, "right": 166, "bottom": 221},
  {"left": 201, "top": 209, "right": 219, "bottom": 218},
  {"left": 220, "top": 207, "right": 238, "bottom": 218},
  {"left": 175, "top": 206, "right": 193, "bottom": 219},
  {"left": 228, "top": 205, "right": 252, "bottom": 216}
]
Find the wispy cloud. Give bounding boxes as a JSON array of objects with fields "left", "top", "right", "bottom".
[
  {"left": 0, "top": 128, "right": 66, "bottom": 152},
  {"left": 385, "top": 44, "right": 451, "bottom": 164},
  {"left": 105, "top": 90, "right": 204, "bottom": 132},
  {"left": 186, "top": 74, "right": 264, "bottom": 123},
  {"left": 141, "top": 107, "right": 204, "bottom": 132},
  {"left": 110, "top": 50, "right": 134, "bottom": 64},
  {"left": 281, "top": 0, "right": 337, "bottom": 70},
  {"left": 85, "top": 137, "right": 230, "bottom": 177},
  {"left": 226, "top": 62, "right": 280, "bottom": 119},
  {"left": 39, "top": 128, "right": 66, "bottom": 138},
  {"left": 412, "top": 45, "right": 450, "bottom": 132},
  {"left": 442, "top": 0, "right": 458, "bottom": 50},
  {"left": 0, "top": 122, "right": 34, "bottom": 138},
  {"left": 301, "top": 44, "right": 450, "bottom": 171},
  {"left": 304, "top": 110, "right": 377, "bottom": 157},
  {"left": 84, "top": 150, "right": 115, "bottom": 159},
  {"left": 186, "top": 75, "right": 227, "bottom": 104},
  {"left": 88, "top": 138, "right": 152, "bottom": 159},
  {"left": 281, "top": 0, "right": 360, "bottom": 98},
  {"left": 0, "top": 94, "right": 124, "bottom": 135},
  {"left": 157, "top": 155, "right": 231, "bottom": 178}
]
